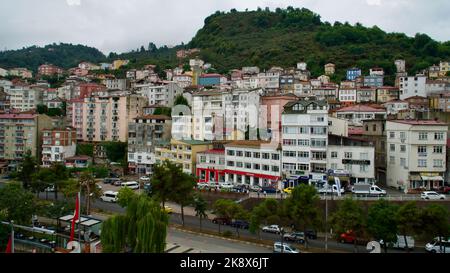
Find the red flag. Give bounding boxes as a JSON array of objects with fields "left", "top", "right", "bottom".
[
  {"left": 70, "top": 194, "right": 80, "bottom": 242},
  {"left": 5, "top": 235, "right": 12, "bottom": 253}
]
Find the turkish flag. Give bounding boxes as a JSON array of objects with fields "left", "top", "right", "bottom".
[
  {"left": 69, "top": 194, "right": 80, "bottom": 242},
  {"left": 5, "top": 235, "right": 12, "bottom": 253}
]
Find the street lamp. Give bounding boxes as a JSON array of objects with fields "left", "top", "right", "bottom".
[{"left": 280, "top": 227, "right": 284, "bottom": 253}]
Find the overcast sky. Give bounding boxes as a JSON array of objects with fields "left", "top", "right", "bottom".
[{"left": 1, "top": 0, "right": 449, "bottom": 54}]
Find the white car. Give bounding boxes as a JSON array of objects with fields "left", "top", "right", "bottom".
[
  {"left": 421, "top": 191, "right": 446, "bottom": 200},
  {"left": 219, "top": 182, "right": 234, "bottom": 189},
  {"left": 140, "top": 176, "right": 150, "bottom": 181},
  {"left": 273, "top": 242, "right": 300, "bottom": 253},
  {"left": 425, "top": 238, "right": 450, "bottom": 253},
  {"left": 100, "top": 191, "right": 119, "bottom": 203},
  {"left": 262, "top": 225, "right": 281, "bottom": 234}
]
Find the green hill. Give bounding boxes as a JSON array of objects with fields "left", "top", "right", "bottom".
[
  {"left": 0, "top": 43, "right": 106, "bottom": 72},
  {"left": 188, "top": 7, "right": 450, "bottom": 80}
]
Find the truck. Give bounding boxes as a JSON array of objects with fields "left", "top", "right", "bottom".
[
  {"left": 352, "top": 183, "right": 386, "bottom": 197},
  {"left": 318, "top": 184, "right": 345, "bottom": 195}
]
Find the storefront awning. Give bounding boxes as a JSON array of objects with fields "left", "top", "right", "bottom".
[
  {"left": 421, "top": 176, "right": 444, "bottom": 181},
  {"left": 409, "top": 175, "right": 422, "bottom": 181}
]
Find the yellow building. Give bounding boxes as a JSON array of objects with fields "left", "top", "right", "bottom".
[
  {"left": 439, "top": 61, "right": 450, "bottom": 77},
  {"left": 113, "top": 59, "right": 130, "bottom": 70},
  {"left": 155, "top": 139, "right": 213, "bottom": 175}
]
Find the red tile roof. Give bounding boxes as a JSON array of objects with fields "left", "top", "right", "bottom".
[
  {"left": 336, "top": 105, "right": 386, "bottom": 112},
  {"left": 390, "top": 120, "right": 447, "bottom": 126}
]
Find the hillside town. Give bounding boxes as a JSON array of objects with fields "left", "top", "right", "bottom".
[{"left": 0, "top": 56, "right": 449, "bottom": 194}]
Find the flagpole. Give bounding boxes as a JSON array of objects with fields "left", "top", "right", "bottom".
[
  {"left": 10, "top": 220, "right": 14, "bottom": 254},
  {"left": 78, "top": 191, "right": 81, "bottom": 253}
]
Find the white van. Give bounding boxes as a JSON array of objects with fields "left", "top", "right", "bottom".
[
  {"left": 273, "top": 242, "right": 300, "bottom": 253},
  {"left": 100, "top": 191, "right": 119, "bottom": 203},
  {"left": 425, "top": 238, "right": 450, "bottom": 253},
  {"left": 381, "top": 235, "right": 415, "bottom": 250},
  {"left": 121, "top": 181, "right": 139, "bottom": 190}
]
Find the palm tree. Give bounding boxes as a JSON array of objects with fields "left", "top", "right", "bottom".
[
  {"left": 193, "top": 193, "right": 208, "bottom": 231},
  {"left": 78, "top": 171, "right": 100, "bottom": 215}
]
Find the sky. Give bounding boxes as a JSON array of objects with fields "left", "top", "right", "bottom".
[{"left": 1, "top": 0, "right": 449, "bottom": 54}]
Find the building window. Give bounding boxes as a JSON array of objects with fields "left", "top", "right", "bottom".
[
  {"left": 400, "top": 158, "right": 406, "bottom": 167},
  {"left": 236, "top": 151, "right": 243, "bottom": 157},
  {"left": 417, "top": 146, "right": 427, "bottom": 155},
  {"left": 400, "top": 132, "right": 406, "bottom": 139},
  {"left": 253, "top": 152, "right": 260, "bottom": 158},
  {"left": 245, "top": 163, "right": 252, "bottom": 169},
  {"left": 400, "top": 145, "right": 406, "bottom": 152},
  {"left": 227, "top": 161, "right": 235, "bottom": 167},
  {"left": 283, "top": 151, "right": 296, "bottom": 157},
  {"left": 298, "top": 139, "right": 309, "bottom": 146},
  {"left": 236, "top": 162, "right": 243, "bottom": 168},
  {"left": 272, "top": 166, "right": 279, "bottom": 172},
  {"left": 435, "top": 132, "right": 444, "bottom": 140},
  {"left": 433, "top": 159, "right": 443, "bottom": 167},
  {"left": 434, "top": 146, "right": 443, "bottom": 154},
  {"left": 297, "top": 164, "right": 309, "bottom": 171},
  {"left": 253, "top": 164, "right": 260, "bottom": 170},
  {"left": 418, "top": 132, "right": 428, "bottom": 140},
  {"left": 344, "top": 152, "right": 352, "bottom": 159},
  {"left": 262, "top": 153, "right": 270, "bottom": 159},
  {"left": 283, "top": 139, "right": 296, "bottom": 146},
  {"left": 331, "top": 152, "right": 338, "bottom": 158},
  {"left": 262, "top": 165, "right": 270, "bottom": 171},
  {"left": 283, "top": 163, "right": 296, "bottom": 171},
  {"left": 389, "top": 156, "right": 395, "bottom": 164},
  {"left": 245, "top": 151, "right": 252, "bottom": 157},
  {"left": 418, "top": 159, "right": 427, "bottom": 167},
  {"left": 345, "top": 164, "right": 352, "bottom": 172},
  {"left": 360, "top": 165, "right": 368, "bottom": 173},
  {"left": 389, "top": 132, "right": 395, "bottom": 139},
  {"left": 200, "top": 156, "right": 206, "bottom": 163},
  {"left": 227, "top": 150, "right": 235, "bottom": 156},
  {"left": 390, "top": 144, "right": 395, "bottom": 152},
  {"left": 330, "top": 163, "right": 338, "bottom": 170},
  {"left": 298, "top": 151, "right": 309, "bottom": 158},
  {"left": 271, "top": 154, "right": 280, "bottom": 160}
]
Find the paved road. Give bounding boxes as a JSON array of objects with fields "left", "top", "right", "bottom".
[{"left": 167, "top": 228, "right": 272, "bottom": 253}]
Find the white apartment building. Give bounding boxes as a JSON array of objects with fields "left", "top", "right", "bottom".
[
  {"left": 196, "top": 149, "right": 226, "bottom": 183},
  {"left": 41, "top": 127, "right": 77, "bottom": 167},
  {"left": 399, "top": 75, "right": 427, "bottom": 100},
  {"left": 338, "top": 88, "right": 357, "bottom": 103},
  {"left": 105, "top": 79, "right": 128, "bottom": 91},
  {"left": 281, "top": 99, "right": 329, "bottom": 177},
  {"left": 294, "top": 81, "right": 312, "bottom": 97},
  {"left": 172, "top": 74, "right": 192, "bottom": 88},
  {"left": 135, "top": 82, "right": 182, "bottom": 107},
  {"left": 327, "top": 145, "right": 375, "bottom": 184},
  {"left": 258, "top": 72, "right": 280, "bottom": 90},
  {"left": 334, "top": 105, "right": 387, "bottom": 126},
  {"left": 386, "top": 120, "right": 447, "bottom": 193},
  {"left": 5, "top": 86, "right": 43, "bottom": 112},
  {"left": 383, "top": 100, "right": 409, "bottom": 115},
  {"left": 224, "top": 141, "right": 282, "bottom": 188}
]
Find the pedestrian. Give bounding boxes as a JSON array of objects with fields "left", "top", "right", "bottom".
[
  {"left": 257, "top": 192, "right": 260, "bottom": 198},
  {"left": 264, "top": 191, "right": 267, "bottom": 198}
]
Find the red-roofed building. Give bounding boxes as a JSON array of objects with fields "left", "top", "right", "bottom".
[
  {"left": 38, "top": 64, "right": 64, "bottom": 76},
  {"left": 196, "top": 149, "right": 225, "bottom": 183},
  {"left": 333, "top": 105, "right": 387, "bottom": 125},
  {"left": 41, "top": 127, "right": 77, "bottom": 167}
]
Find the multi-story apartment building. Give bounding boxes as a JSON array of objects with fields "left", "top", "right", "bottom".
[
  {"left": 155, "top": 139, "right": 213, "bottom": 175},
  {"left": 324, "top": 63, "right": 335, "bottom": 75},
  {"left": 196, "top": 148, "right": 226, "bottom": 183},
  {"left": 7, "top": 68, "right": 33, "bottom": 79},
  {"left": 346, "top": 68, "right": 361, "bottom": 81},
  {"left": 127, "top": 115, "right": 172, "bottom": 175},
  {"left": 426, "top": 80, "right": 450, "bottom": 95},
  {"left": 312, "top": 85, "right": 339, "bottom": 101},
  {"left": 293, "top": 81, "right": 312, "bottom": 97},
  {"left": 333, "top": 105, "right": 387, "bottom": 126},
  {"left": 69, "top": 95, "right": 147, "bottom": 142},
  {"left": 327, "top": 134, "right": 375, "bottom": 185},
  {"left": 0, "top": 89, "right": 11, "bottom": 112},
  {"left": 356, "top": 87, "right": 377, "bottom": 103},
  {"left": 361, "top": 119, "right": 387, "bottom": 185},
  {"left": 399, "top": 75, "right": 427, "bottom": 100},
  {"left": 364, "top": 75, "right": 384, "bottom": 87},
  {"left": 376, "top": 86, "right": 399, "bottom": 103},
  {"left": 172, "top": 74, "right": 192, "bottom": 88},
  {"left": 41, "top": 127, "right": 77, "bottom": 167},
  {"left": 281, "top": 99, "right": 328, "bottom": 177},
  {"left": 338, "top": 88, "right": 357, "bottom": 104},
  {"left": 0, "top": 113, "right": 53, "bottom": 167},
  {"left": 38, "top": 64, "right": 64, "bottom": 76},
  {"left": 258, "top": 71, "right": 280, "bottom": 91},
  {"left": 5, "top": 86, "right": 43, "bottom": 112},
  {"left": 134, "top": 82, "right": 183, "bottom": 107},
  {"left": 383, "top": 100, "right": 409, "bottom": 115},
  {"left": 439, "top": 61, "right": 449, "bottom": 77},
  {"left": 386, "top": 120, "right": 447, "bottom": 193},
  {"left": 105, "top": 79, "right": 129, "bottom": 91},
  {"left": 429, "top": 93, "right": 450, "bottom": 112},
  {"left": 223, "top": 140, "right": 282, "bottom": 188}
]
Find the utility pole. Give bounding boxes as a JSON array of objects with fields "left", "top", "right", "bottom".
[{"left": 10, "top": 220, "right": 14, "bottom": 253}]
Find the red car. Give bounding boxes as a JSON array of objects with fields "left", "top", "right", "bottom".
[
  {"left": 438, "top": 186, "right": 450, "bottom": 194},
  {"left": 339, "top": 231, "right": 356, "bottom": 244}
]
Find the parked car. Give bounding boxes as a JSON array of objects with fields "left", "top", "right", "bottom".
[
  {"left": 250, "top": 185, "right": 262, "bottom": 192},
  {"left": 113, "top": 180, "right": 123, "bottom": 186},
  {"left": 45, "top": 185, "right": 55, "bottom": 192},
  {"left": 100, "top": 191, "right": 119, "bottom": 203},
  {"left": 283, "top": 232, "right": 305, "bottom": 244},
  {"left": 273, "top": 242, "right": 300, "bottom": 253},
  {"left": 140, "top": 176, "right": 150, "bottom": 182},
  {"left": 262, "top": 225, "right": 281, "bottom": 234},
  {"left": 121, "top": 181, "right": 139, "bottom": 190},
  {"left": 380, "top": 235, "right": 415, "bottom": 250},
  {"left": 261, "top": 187, "right": 279, "bottom": 194},
  {"left": 339, "top": 230, "right": 356, "bottom": 244},
  {"left": 421, "top": 191, "right": 446, "bottom": 200},
  {"left": 163, "top": 206, "right": 173, "bottom": 214},
  {"left": 230, "top": 220, "right": 249, "bottom": 229},
  {"left": 103, "top": 178, "right": 121, "bottom": 184},
  {"left": 305, "top": 229, "right": 318, "bottom": 239},
  {"left": 425, "top": 237, "right": 450, "bottom": 253},
  {"left": 197, "top": 183, "right": 209, "bottom": 190},
  {"left": 437, "top": 186, "right": 450, "bottom": 194},
  {"left": 219, "top": 182, "right": 234, "bottom": 189},
  {"left": 283, "top": 187, "right": 294, "bottom": 194},
  {"left": 318, "top": 184, "right": 345, "bottom": 195},
  {"left": 212, "top": 217, "right": 231, "bottom": 225}
]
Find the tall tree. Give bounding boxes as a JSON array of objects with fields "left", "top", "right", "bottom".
[
  {"left": 170, "top": 172, "right": 196, "bottom": 227},
  {"left": 396, "top": 202, "right": 421, "bottom": 253},
  {"left": 174, "top": 95, "right": 189, "bottom": 107},
  {"left": 78, "top": 171, "right": 101, "bottom": 215},
  {"left": 367, "top": 200, "right": 398, "bottom": 253},
  {"left": 50, "top": 163, "right": 70, "bottom": 200},
  {"left": 101, "top": 195, "right": 169, "bottom": 253},
  {"left": 213, "top": 199, "right": 248, "bottom": 236},
  {"left": 419, "top": 205, "right": 450, "bottom": 253},
  {"left": 250, "top": 199, "right": 283, "bottom": 240},
  {"left": 330, "top": 198, "right": 366, "bottom": 253},
  {"left": 284, "top": 184, "right": 321, "bottom": 249},
  {"left": 17, "top": 150, "right": 37, "bottom": 189},
  {"left": 0, "top": 183, "right": 36, "bottom": 224},
  {"left": 192, "top": 193, "right": 208, "bottom": 231},
  {"left": 117, "top": 187, "right": 137, "bottom": 208}
]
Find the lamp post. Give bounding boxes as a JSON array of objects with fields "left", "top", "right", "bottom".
[
  {"left": 10, "top": 220, "right": 14, "bottom": 253},
  {"left": 280, "top": 227, "right": 285, "bottom": 253}
]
